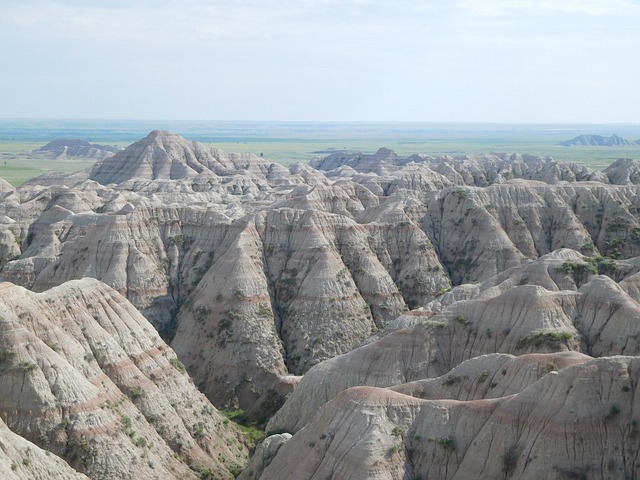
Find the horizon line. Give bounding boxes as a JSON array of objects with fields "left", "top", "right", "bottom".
[{"left": 2, "top": 118, "right": 640, "bottom": 126}]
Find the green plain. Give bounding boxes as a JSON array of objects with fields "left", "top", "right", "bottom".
[
  {"left": 0, "top": 143, "right": 95, "bottom": 186},
  {"left": 213, "top": 137, "right": 640, "bottom": 169},
  {"left": 2, "top": 130, "right": 640, "bottom": 186}
]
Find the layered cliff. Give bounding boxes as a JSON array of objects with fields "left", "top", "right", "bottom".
[
  {"left": 3, "top": 132, "right": 640, "bottom": 427},
  {"left": 0, "top": 278, "right": 247, "bottom": 479},
  {"left": 260, "top": 356, "right": 640, "bottom": 479}
]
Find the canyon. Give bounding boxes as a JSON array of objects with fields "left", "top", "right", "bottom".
[{"left": 2, "top": 130, "right": 640, "bottom": 478}]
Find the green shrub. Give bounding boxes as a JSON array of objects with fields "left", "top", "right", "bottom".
[
  {"left": 169, "top": 235, "right": 185, "bottom": 246},
  {"left": 16, "top": 362, "right": 37, "bottom": 372},
  {"left": 389, "top": 444, "right": 402, "bottom": 455},
  {"left": 0, "top": 347, "right": 15, "bottom": 365},
  {"left": 135, "top": 437, "right": 148, "bottom": 448},
  {"left": 129, "top": 386, "right": 145, "bottom": 400},
  {"left": 437, "top": 436, "right": 456, "bottom": 451},
  {"left": 169, "top": 357, "right": 186, "bottom": 373},
  {"left": 453, "top": 188, "right": 469, "bottom": 199},
  {"left": 443, "top": 374, "right": 461, "bottom": 386},
  {"left": 517, "top": 331, "right": 573, "bottom": 350},
  {"left": 555, "top": 261, "right": 597, "bottom": 276}
]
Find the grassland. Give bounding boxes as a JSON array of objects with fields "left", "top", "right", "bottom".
[
  {"left": 2, "top": 121, "right": 640, "bottom": 185},
  {"left": 213, "top": 137, "right": 640, "bottom": 169},
  {"left": 0, "top": 142, "right": 95, "bottom": 185}
]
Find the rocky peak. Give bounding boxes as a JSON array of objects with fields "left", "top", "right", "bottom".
[{"left": 89, "top": 130, "right": 276, "bottom": 186}]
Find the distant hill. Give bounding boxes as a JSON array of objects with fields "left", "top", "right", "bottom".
[
  {"left": 559, "top": 134, "right": 640, "bottom": 146},
  {"left": 33, "top": 138, "right": 122, "bottom": 159}
]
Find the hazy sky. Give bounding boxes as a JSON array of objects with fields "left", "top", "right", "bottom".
[{"left": 2, "top": 0, "right": 639, "bottom": 122}]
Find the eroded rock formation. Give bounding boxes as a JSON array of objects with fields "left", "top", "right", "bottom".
[
  {"left": 2, "top": 131, "right": 640, "bottom": 478},
  {"left": 0, "top": 278, "right": 247, "bottom": 479},
  {"left": 261, "top": 356, "right": 640, "bottom": 479}
]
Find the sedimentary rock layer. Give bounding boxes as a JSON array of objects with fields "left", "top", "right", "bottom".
[{"left": 0, "top": 278, "right": 247, "bottom": 479}]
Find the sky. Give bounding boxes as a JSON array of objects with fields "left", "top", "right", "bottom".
[{"left": 1, "top": 0, "right": 640, "bottom": 123}]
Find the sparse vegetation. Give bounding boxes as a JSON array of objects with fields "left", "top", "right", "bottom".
[
  {"left": 541, "top": 361, "right": 559, "bottom": 375},
  {"left": 194, "top": 304, "right": 212, "bottom": 322},
  {"left": 443, "top": 374, "right": 462, "bottom": 386},
  {"left": 453, "top": 188, "right": 469, "bottom": 199},
  {"left": 555, "top": 260, "right": 597, "bottom": 276},
  {"left": 15, "top": 361, "right": 37, "bottom": 372},
  {"left": 169, "top": 357, "right": 186, "bottom": 373},
  {"left": 518, "top": 331, "right": 573, "bottom": 350},
  {"left": 0, "top": 347, "right": 16, "bottom": 365},
  {"left": 454, "top": 313, "right": 471, "bottom": 326},
  {"left": 168, "top": 234, "right": 185, "bottom": 246},
  {"left": 258, "top": 303, "right": 272, "bottom": 317},
  {"left": 121, "top": 414, "right": 135, "bottom": 438},
  {"left": 436, "top": 287, "right": 452, "bottom": 297},
  {"left": 66, "top": 437, "right": 93, "bottom": 466},
  {"left": 192, "top": 423, "right": 206, "bottom": 440},
  {"left": 135, "top": 436, "right": 148, "bottom": 448},
  {"left": 129, "top": 386, "right": 145, "bottom": 400},
  {"left": 437, "top": 436, "right": 456, "bottom": 451},
  {"left": 221, "top": 410, "right": 265, "bottom": 448},
  {"left": 389, "top": 444, "right": 403, "bottom": 455}
]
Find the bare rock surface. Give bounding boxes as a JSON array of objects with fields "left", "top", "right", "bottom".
[
  {"left": 4, "top": 131, "right": 640, "bottom": 426},
  {"left": 89, "top": 130, "right": 286, "bottom": 184},
  {"left": 261, "top": 356, "right": 640, "bottom": 479},
  {"left": 0, "top": 278, "right": 247, "bottom": 479},
  {"left": 237, "top": 433, "right": 291, "bottom": 480},
  {"left": 390, "top": 351, "right": 591, "bottom": 400},
  {"left": 0, "top": 417, "right": 88, "bottom": 479},
  {"left": 267, "top": 270, "right": 640, "bottom": 434}
]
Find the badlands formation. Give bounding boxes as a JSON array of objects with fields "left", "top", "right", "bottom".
[
  {"left": 33, "top": 139, "right": 121, "bottom": 160},
  {"left": 2, "top": 130, "right": 640, "bottom": 477}
]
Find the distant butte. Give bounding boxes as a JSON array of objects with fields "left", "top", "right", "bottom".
[
  {"left": 559, "top": 133, "right": 640, "bottom": 146},
  {"left": 34, "top": 138, "right": 122, "bottom": 159}
]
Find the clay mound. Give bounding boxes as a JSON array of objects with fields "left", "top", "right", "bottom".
[
  {"left": 268, "top": 273, "right": 640, "bottom": 434},
  {"left": 310, "top": 147, "right": 405, "bottom": 173},
  {"left": 89, "top": 130, "right": 280, "bottom": 185},
  {"left": 0, "top": 417, "right": 88, "bottom": 479},
  {"left": 313, "top": 150, "right": 606, "bottom": 186},
  {"left": 0, "top": 278, "right": 247, "bottom": 479},
  {"left": 266, "top": 326, "right": 442, "bottom": 434},
  {"left": 170, "top": 205, "right": 450, "bottom": 411},
  {"left": 391, "top": 351, "right": 591, "bottom": 401},
  {"left": 259, "top": 356, "right": 640, "bottom": 479},
  {"left": 0, "top": 178, "right": 15, "bottom": 199},
  {"left": 8, "top": 132, "right": 640, "bottom": 422},
  {"left": 604, "top": 157, "right": 640, "bottom": 185}
]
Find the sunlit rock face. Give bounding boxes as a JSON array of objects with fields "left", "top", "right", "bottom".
[
  {"left": 0, "top": 278, "right": 247, "bottom": 479},
  {"left": 4, "top": 131, "right": 640, "bottom": 462}
]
